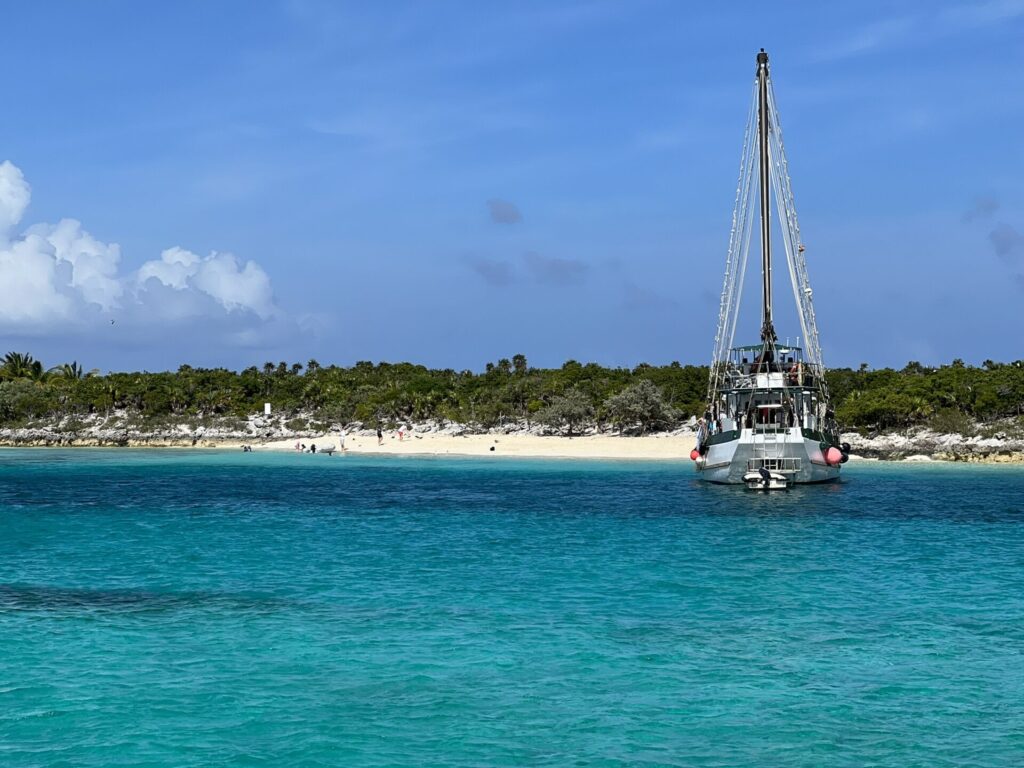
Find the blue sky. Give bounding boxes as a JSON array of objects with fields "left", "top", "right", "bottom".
[{"left": 0, "top": 0, "right": 1021, "bottom": 372}]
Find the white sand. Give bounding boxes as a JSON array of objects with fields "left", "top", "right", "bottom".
[{"left": 257, "top": 431, "right": 697, "bottom": 461}]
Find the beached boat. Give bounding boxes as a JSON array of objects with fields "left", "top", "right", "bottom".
[{"left": 692, "top": 49, "right": 848, "bottom": 487}]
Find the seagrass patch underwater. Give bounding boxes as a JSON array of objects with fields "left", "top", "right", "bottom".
[{"left": 2, "top": 450, "right": 1024, "bottom": 766}]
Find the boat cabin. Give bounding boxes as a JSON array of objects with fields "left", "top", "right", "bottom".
[{"left": 704, "top": 344, "right": 829, "bottom": 436}]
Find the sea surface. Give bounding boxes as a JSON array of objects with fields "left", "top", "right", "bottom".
[{"left": 2, "top": 450, "right": 1024, "bottom": 767}]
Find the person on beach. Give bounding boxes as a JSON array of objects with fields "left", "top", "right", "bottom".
[
  {"left": 339, "top": 431, "right": 346, "bottom": 453},
  {"left": 377, "top": 426, "right": 383, "bottom": 446},
  {"left": 398, "top": 424, "right": 405, "bottom": 441}
]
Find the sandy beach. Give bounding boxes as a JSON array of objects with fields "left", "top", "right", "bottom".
[{"left": 258, "top": 431, "right": 698, "bottom": 461}]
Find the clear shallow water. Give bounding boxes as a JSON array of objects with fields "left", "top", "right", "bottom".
[{"left": 2, "top": 450, "right": 1024, "bottom": 767}]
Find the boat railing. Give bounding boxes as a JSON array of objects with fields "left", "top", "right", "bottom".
[
  {"left": 747, "top": 456, "right": 801, "bottom": 474},
  {"left": 719, "top": 362, "right": 822, "bottom": 390}
]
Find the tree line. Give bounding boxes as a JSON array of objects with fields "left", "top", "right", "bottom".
[{"left": 1, "top": 352, "right": 1022, "bottom": 434}]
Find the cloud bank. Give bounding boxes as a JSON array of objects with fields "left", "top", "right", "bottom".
[{"left": 0, "top": 161, "right": 281, "bottom": 340}]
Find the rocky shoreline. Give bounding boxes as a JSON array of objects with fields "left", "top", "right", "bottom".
[
  {"left": 840, "top": 429, "right": 1024, "bottom": 464},
  {"left": 0, "top": 413, "right": 1022, "bottom": 463}
]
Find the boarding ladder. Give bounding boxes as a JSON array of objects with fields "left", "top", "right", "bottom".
[{"left": 748, "top": 421, "right": 801, "bottom": 478}]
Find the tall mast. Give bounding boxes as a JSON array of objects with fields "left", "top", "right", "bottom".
[{"left": 757, "top": 48, "right": 776, "bottom": 344}]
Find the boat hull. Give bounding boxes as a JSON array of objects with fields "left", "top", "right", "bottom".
[{"left": 695, "top": 429, "right": 840, "bottom": 484}]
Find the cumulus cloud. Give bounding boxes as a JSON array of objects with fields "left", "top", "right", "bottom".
[
  {"left": 137, "top": 247, "right": 274, "bottom": 319},
  {"left": 0, "top": 160, "right": 281, "bottom": 338},
  {"left": 0, "top": 161, "right": 31, "bottom": 235},
  {"left": 522, "top": 251, "right": 588, "bottom": 286},
  {"left": 487, "top": 198, "right": 522, "bottom": 224}
]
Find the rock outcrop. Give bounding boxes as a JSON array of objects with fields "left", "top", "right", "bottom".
[{"left": 843, "top": 428, "right": 1024, "bottom": 463}]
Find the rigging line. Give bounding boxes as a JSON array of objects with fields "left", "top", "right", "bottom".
[
  {"left": 712, "top": 79, "right": 757, "bottom": 363},
  {"left": 711, "top": 103, "right": 757, "bottom": 401},
  {"left": 727, "top": 88, "right": 758, "bottom": 334},
  {"left": 727, "top": 151, "right": 757, "bottom": 355},
  {"left": 719, "top": 124, "right": 755, "bottom": 365},
  {"left": 766, "top": 81, "right": 832, "bottom": 404},
  {"left": 766, "top": 81, "right": 824, "bottom": 368},
  {"left": 768, "top": 137, "right": 812, "bottom": 360},
  {"left": 708, "top": 79, "right": 758, "bottom": 399}
]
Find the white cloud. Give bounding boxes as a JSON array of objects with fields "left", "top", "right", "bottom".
[
  {"left": 0, "top": 234, "right": 75, "bottom": 325},
  {"left": 28, "top": 219, "right": 124, "bottom": 310},
  {"left": 137, "top": 247, "right": 275, "bottom": 319},
  {"left": 136, "top": 245, "right": 199, "bottom": 290},
  {"left": 0, "top": 160, "right": 282, "bottom": 337},
  {"left": 0, "top": 161, "right": 31, "bottom": 236}
]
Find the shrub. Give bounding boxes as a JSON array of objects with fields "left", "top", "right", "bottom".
[
  {"left": 928, "top": 408, "right": 975, "bottom": 436},
  {"left": 604, "top": 380, "right": 678, "bottom": 434},
  {"left": 536, "top": 389, "right": 594, "bottom": 436}
]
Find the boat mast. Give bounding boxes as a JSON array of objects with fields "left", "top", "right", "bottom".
[{"left": 757, "top": 48, "right": 776, "bottom": 344}]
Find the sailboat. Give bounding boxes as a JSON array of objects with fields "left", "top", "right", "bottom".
[{"left": 692, "top": 49, "right": 848, "bottom": 488}]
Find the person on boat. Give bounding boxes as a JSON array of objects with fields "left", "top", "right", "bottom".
[
  {"left": 754, "top": 348, "right": 776, "bottom": 372},
  {"left": 783, "top": 398, "right": 795, "bottom": 428}
]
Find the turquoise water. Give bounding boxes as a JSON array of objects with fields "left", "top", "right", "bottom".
[{"left": 2, "top": 451, "right": 1024, "bottom": 766}]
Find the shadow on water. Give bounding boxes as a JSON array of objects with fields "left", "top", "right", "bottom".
[
  {"left": 690, "top": 476, "right": 850, "bottom": 515},
  {"left": 0, "top": 583, "right": 292, "bottom": 615}
]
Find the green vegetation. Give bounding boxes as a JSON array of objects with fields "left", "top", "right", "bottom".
[
  {"left": 1, "top": 353, "right": 1022, "bottom": 435},
  {"left": 829, "top": 359, "right": 1024, "bottom": 434}
]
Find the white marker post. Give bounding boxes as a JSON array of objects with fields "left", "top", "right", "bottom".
[{"left": 264, "top": 403, "right": 272, "bottom": 416}]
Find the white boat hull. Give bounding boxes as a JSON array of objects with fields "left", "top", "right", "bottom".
[{"left": 695, "top": 428, "right": 840, "bottom": 484}]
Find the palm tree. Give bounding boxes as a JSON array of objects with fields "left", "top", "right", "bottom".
[
  {"left": 49, "top": 361, "right": 86, "bottom": 380},
  {"left": 3, "top": 352, "right": 36, "bottom": 379},
  {"left": 27, "top": 359, "right": 47, "bottom": 382}
]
